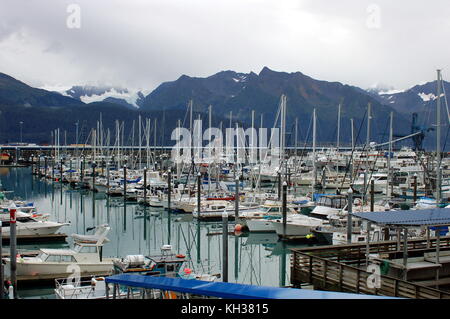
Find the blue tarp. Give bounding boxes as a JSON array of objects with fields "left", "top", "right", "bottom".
[
  {"left": 352, "top": 208, "right": 450, "bottom": 226},
  {"left": 313, "top": 193, "right": 332, "bottom": 202},
  {"left": 105, "top": 274, "right": 394, "bottom": 299}
]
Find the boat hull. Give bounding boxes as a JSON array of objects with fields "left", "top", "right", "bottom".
[{"left": 4, "top": 259, "right": 115, "bottom": 278}]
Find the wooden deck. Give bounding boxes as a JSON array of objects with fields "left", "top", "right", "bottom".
[{"left": 290, "top": 236, "right": 450, "bottom": 299}]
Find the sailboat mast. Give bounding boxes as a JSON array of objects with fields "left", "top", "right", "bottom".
[
  {"left": 387, "top": 111, "right": 393, "bottom": 198},
  {"left": 312, "top": 108, "right": 317, "bottom": 191},
  {"left": 366, "top": 102, "right": 371, "bottom": 148},
  {"left": 437, "top": 69, "right": 442, "bottom": 204},
  {"left": 138, "top": 114, "right": 142, "bottom": 169},
  {"left": 337, "top": 103, "right": 341, "bottom": 152},
  {"left": 351, "top": 118, "right": 354, "bottom": 151},
  {"left": 208, "top": 105, "right": 212, "bottom": 194}
]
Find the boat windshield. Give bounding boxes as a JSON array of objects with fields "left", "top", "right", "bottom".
[
  {"left": 74, "top": 244, "right": 99, "bottom": 253},
  {"left": 38, "top": 252, "right": 49, "bottom": 261},
  {"left": 318, "top": 197, "right": 346, "bottom": 209}
]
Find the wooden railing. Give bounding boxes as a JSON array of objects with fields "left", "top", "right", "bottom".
[
  {"left": 293, "top": 236, "right": 450, "bottom": 263},
  {"left": 291, "top": 251, "right": 450, "bottom": 299}
]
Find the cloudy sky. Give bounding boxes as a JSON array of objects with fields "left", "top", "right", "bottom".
[{"left": 1, "top": 0, "right": 449, "bottom": 92}]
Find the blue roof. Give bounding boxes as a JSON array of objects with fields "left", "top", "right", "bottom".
[
  {"left": 105, "top": 274, "right": 394, "bottom": 299},
  {"left": 352, "top": 208, "right": 450, "bottom": 226}
]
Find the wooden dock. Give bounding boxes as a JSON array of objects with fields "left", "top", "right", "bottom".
[
  {"left": 2, "top": 233, "right": 67, "bottom": 244},
  {"left": 290, "top": 236, "right": 450, "bottom": 299}
]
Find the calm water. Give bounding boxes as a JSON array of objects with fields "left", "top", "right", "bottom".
[{"left": 1, "top": 167, "right": 314, "bottom": 299}]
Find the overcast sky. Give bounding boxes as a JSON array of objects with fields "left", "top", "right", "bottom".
[{"left": 1, "top": 0, "right": 450, "bottom": 92}]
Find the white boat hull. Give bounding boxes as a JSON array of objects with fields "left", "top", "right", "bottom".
[
  {"left": 246, "top": 219, "right": 276, "bottom": 232},
  {"left": 4, "top": 259, "right": 115, "bottom": 278},
  {"left": 271, "top": 220, "right": 313, "bottom": 237},
  {"left": 2, "top": 222, "right": 65, "bottom": 238}
]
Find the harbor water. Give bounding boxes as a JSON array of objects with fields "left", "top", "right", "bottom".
[{"left": 1, "top": 167, "right": 317, "bottom": 299}]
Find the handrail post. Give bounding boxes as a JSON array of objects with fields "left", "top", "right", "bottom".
[{"left": 356, "top": 268, "right": 360, "bottom": 293}]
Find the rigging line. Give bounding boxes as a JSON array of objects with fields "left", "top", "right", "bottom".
[
  {"left": 362, "top": 116, "right": 390, "bottom": 196},
  {"left": 294, "top": 115, "right": 313, "bottom": 173},
  {"left": 441, "top": 125, "right": 450, "bottom": 155},
  {"left": 178, "top": 224, "right": 197, "bottom": 273},
  {"left": 339, "top": 110, "right": 367, "bottom": 188},
  {"left": 440, "top": 74, "right": 450, "bottom": 125},
  {"left": 187, "top": 223, "right": 206, "bottom": 273},
  {"left": 259, "top": 100, "right": 282, "bottom": 167}
]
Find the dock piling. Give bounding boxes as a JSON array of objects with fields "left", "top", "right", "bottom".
[
  {"left": 370, "top": 180, "right": 374, "bottom": 212},
  {"left": 282, "top": 181, "right": 287, "bottom": 239},
  {"left": 9, "top": 207, "right": 17, "bottom": 299},
  {"left": 0, "top": 219, "right": 3, "bottom": 299},
  {"left": 347, "top": 186, "right": 353, "bottom": 244},
  {"left": 235, "top": 176, "right": 239, "bottom": 219},
  {"left": 222, "top": 211, "right": 228, "bottom": 283}
]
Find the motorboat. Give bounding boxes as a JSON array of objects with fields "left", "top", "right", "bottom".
[
  {"left": 0, "top": 213, "right": 68, "bottom": 238},
  {"left": 271, "top": 214, "right": 325, "bottom": 238},
  {"left": 238, "top": 203, "right": 298, "bottom": 232},
  {"left": 4, "top": 225, "right": 116, "bottom": 279}
]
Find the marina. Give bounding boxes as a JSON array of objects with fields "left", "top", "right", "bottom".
[
  {"left": 1, "top": 82, "right": 450, "bottom": 299},
  {"left": 2, "top": 132, "right": 450, "bottom": 300},
  {"left": 2, "top": 2, "right": 450, "bottom": 305}
]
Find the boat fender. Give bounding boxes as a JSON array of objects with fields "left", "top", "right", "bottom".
[{"left": 176, "top": 254, "right": 185, "bottom": 258}]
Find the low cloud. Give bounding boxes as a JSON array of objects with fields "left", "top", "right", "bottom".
[{"left": 0, "top": 0, "right": 449, "bottom": 92}]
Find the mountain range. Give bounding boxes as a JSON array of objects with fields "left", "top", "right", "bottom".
[{"left": 0, "top": 67, "right": 446, "bottom": 150}]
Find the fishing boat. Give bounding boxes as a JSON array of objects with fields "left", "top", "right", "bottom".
[
  {"left": 54, "top": 245, "right": 218, "bottom": 299},
  {"left": 112, "top": 245, "right": 186, "bottom": 276},
  {"left": 238, "top": 203, "right": 298, "bottom": 232},
  {"left": 192, "top": 201, "right": 260, "bottom": 220}
]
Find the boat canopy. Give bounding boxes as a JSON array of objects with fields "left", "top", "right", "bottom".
[
  {"left": 105, "top": 274, "right": 394, "bottom": 299},
  {"left": 352, "top": 208, "right": 450, "bottom": 227},
  {"left": 40, "top": 248, "right": 76, "bottom": 256}
]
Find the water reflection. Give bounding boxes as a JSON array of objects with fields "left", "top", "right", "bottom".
[{"left": 0, "top": 167, "right": 315, "bottom": 298}]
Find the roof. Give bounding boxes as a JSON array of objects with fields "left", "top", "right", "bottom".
[
  {"left": 105, "top": 274, "right": 394, "bottom": 299},
  {"left": 351, "top": 208, "right": 450, "bottom": 227},
  {"left": 40, "top": 248, "right": 75, "bottom": 256}
]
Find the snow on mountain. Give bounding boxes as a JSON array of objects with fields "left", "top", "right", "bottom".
[
  {"left": 38, "top": 85, "right": 73, "bottom": 97},
  {"left": 79, "top": 88, "right": 139, "bottom": 108},
  {"left": 39, "top": 84, "right": 150, "bottom": 108},
  {"left": 378, "top": 89, "right": 406, "bottom": 95}
]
